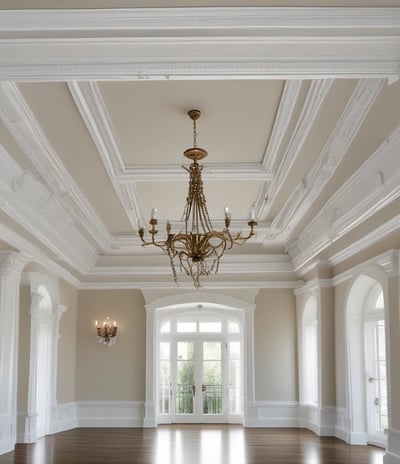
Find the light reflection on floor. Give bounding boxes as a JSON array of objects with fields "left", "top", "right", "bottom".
[{"left": 153, "top": 425, "right": 384, "bottom": 464}]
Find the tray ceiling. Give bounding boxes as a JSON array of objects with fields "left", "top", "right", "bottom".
[{"left": 0, "top": 5, "right": 399, "bottom": 288}]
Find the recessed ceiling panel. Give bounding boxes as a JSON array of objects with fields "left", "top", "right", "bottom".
[
  {"left": 99, "top": 80, "right": 284, "bottom": 166},
  {"left": 17, "top": 82, "right": 133, "bottom": 235}
]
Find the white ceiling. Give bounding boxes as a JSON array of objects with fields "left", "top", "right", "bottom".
[{"left": 0, "top": 4, "right": 399, "bottom": 289}]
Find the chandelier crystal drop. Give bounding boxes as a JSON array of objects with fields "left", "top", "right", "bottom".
[{"left": 138, "top": 109, "right": 257, "bottom": 288}]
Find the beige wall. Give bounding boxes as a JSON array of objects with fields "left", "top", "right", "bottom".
[
  {"left": 76, "top": 289, "right": 146, "bottom": 401},
  {"left": 57, "top": 279, "right": 78, "bottom": 404},
  {"left": 254, "top": 289, "right": 297, "bottom": 401}
]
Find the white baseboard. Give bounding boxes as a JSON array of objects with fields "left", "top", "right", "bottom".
[
  {"left": 76, "top": 401, "right": 145, "bottom": 428},
  {"left": 0, "top": 413, "right": 16, "bottom": 455},
  {"left": 384, "top": 428, "right": 400, "bottom": 464},
  {"left": 50, "top": 402, "right": 78, "bottom": 434},
  {"left": 247, "top": 401, "right": 299, "bottom": 427}
]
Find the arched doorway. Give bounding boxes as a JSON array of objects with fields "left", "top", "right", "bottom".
[
  {"left": 144, "top": 293, "right": 255, "bottom": 427},
  {"left": 157, "top": 309, "right": 242, "bottom": 423},
  {"left": 346, "top": 273, "right": 388, "bottom": 448}
]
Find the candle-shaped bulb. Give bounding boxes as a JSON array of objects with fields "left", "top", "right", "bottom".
[
  {"left": 250, "top": 205, "right": 256, "bottom": 221},
  {"left": 151, "top": 208, "right": 158, "bottom": 220},
  {"left": 224, "top": 206, "right": 230, "bottom": 218},
  {"left": 95, "top": 320, "right": 98, "bottom": 327},
  {"left": 113, "top": 321, "right": 117, "bottom": 326}
]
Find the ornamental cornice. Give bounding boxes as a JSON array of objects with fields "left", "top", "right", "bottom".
[
  {"left": 268, "top": 79, "right": 384, "bottom": 240},
  {"left": 288, "top": 125, "right": 400, "bottom": 272},
  {"left": 0, "top": 8, "right": 399, "bottom": 35},
  {"left": 0, "top": 251, "right": 27, "bottom": 276}
]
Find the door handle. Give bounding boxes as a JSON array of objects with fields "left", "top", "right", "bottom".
[
  {"left": 202, "top": 384, "right": 206, "bottom": 393},
  {"left": 192, "top": 385, "right": 196, "bottom": 396},
  {"left": 374, "top": 397, "right": 380, "bottom": 406},
  {"left": 368, "top": 377, "right": 378, "bottom": 383}
]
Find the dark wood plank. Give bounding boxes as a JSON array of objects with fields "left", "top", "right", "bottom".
[{"left": 0, "top": 426, "right": 384, "bottom": 464}]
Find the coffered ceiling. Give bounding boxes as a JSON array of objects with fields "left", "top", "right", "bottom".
[{"left": 0, "top": 4, "right": 399, "bottom": 289}]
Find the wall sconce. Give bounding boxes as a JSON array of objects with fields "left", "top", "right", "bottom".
[{"left": 95, "top": 317, "right": 118, "bottom": 347}]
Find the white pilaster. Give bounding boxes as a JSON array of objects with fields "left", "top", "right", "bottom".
[
  {"left": 243, "top": 304, "right": 257, "bottom": 426},
  {"left": 0, "top": 252, "right": 26, "bottom": 455},
  {"left": 143, "top": 307, "right": 156, "bottom": 427}
]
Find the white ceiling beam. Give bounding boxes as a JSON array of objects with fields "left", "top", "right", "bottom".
[
  {"left": 0, "top": 8, "right": 399, "bottom": 81},
  {"left": 268, "top": 78, "right": 385, "bottom": 240}
]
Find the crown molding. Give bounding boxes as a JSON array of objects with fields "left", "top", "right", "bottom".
[
  {"left": 0, "top": 8, "right": 399, "bottom": 81},
  {"left": 0, "top": 82, "right": 112, "bottom": 251},
  {"left": 268, "top": 78, "right": 384, "bottom": 240},
  {"left": 329, "top": 215, "right": 400, "bottom": 267},
  {"left": 1, "top": 8, "right": 399, "bottom": 35},
  {"left": 261, "top": 80, "right": 302, "bottom": 173},
  {"left": 288, "top": 125, "right": 400, "bottom": 271},
  {"left": 259, "top": 79, "right": 334, "bottom": 219},
  {"left": 0, "top": 58, "right": 398, "bottom": 82},
  {"left": 294, "top": 278, "right": 333, "bottom": 295},
  {"left": 331, "top": 250, "right": 400, "bottom": 286},
  {"left": 78, "top": 279, "right": 302, "bottom": 290},
  {"left": 0, "top": 147, "right": 98, "bottom": 273},
  {"left": 0, "top": 219, "right": 81, "bottom": 288}
]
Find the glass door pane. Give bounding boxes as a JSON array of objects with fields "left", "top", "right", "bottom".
[
  {"left": 228, "top": 341, "right": 242, "bottom": 415},
  {"left": 202, "top": 341, "right": 223, "bottom": 417},
  {"left": 176, "top": 341, "right": 196, "bottom": 417},
  {"left": 158, "top": 342, "right": 170, "bottom": 415}
]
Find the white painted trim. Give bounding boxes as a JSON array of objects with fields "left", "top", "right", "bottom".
[
  {"left": 1, "top": 8, "right": 400, "bottom": 34},
  {"left": 0, "top": 9, "right": 398, "bottom": 81},
  {"left": 78, "top": 280, "right": 301, "bottom": 290},
  {"left": 0, "top": 82, "right": 112, "bottom": 252},
  {"left": 50, "top": 403, "right": 78, "bottom": 434},
  {"left": 260, "top": 80, "right": 334, "bottom": 220},
  {"left": 289, "top": 126, "right": 400, "bottom": 272},
  {"left": 268, "top": 78, "right": 384, "bottom": 240},
  {"left": 76, "top": 401, "right": 145, "bottom": 428},
  {"left": 385, "top": 428, "right": 400, "bottom": 464},
  {"left": 294, "top": 278, "right": 332, "bottom": 295},
  {"left": 330, "top": 216, "right": 400, "bottom": 266}
]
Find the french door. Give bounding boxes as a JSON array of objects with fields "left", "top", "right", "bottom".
[
  {"left": 174, "top": 339, "right": 226, "bottom": 423},
  {"left": 365, "top": 318, "right": 388, "bottom": 447}
]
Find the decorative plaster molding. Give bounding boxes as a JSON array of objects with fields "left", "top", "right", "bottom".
[
  {"left": 0, "top": 60, "right": 398, "bottom": 82},
  {"left": 1, "top": 8, "right": 400, "bottom": 35},
  {"left": 262, "top": 80, "right": 303, "bottom": 173},
  {"left": 0, "top": 251, "right": 27, "bottom": 276},
  {"left": 0, "top": 82, "right": 111, "bottom": 251},
  {"left": 288, "top": 125, "right": 400, "bottom": 271},
  {"left": 268, "top": 78, "right": 384, "bottom": 240},
  {"left": 294, "top": 278, "right": 333, "bottom": 295},
  {"left": 259, "top": 79, "right": 334, "bottom": 219},
  {"left": 0, "top": 6, "right": 399, "bottom": 82},
  {"left": 78, "top": 280, "right": 302, "bottom": 290},
  {"left": 0, "top": 146, "right": 98, "bottom": 273},
  {"left": 330, "top": 215, "right": 400, "bottom": 267},
  {"left": 118, "top": 163, "right": 271, "bottom": 182}
]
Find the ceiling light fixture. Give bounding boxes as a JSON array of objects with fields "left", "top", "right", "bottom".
[{"left": 139, "top": 109, "right": 257, "bottom": 288}]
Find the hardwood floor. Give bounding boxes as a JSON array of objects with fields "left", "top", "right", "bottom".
[{"left": 0, "top": 426, "right": 384, "bottom": 464}]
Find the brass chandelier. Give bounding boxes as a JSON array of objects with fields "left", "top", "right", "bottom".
[{"left": 139, "top": 109, "right": 257, "bottom": 288}]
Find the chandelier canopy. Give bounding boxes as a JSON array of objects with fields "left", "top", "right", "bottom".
[{"left": 139, "top": 109, "right": 257, "bottom": 288}]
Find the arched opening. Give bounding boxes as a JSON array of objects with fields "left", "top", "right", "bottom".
[
  {"left": 157, "top": 309, "right": 243, "bottom": 424},
  {"left": 346, "top": 273, "right": 388, "bottom": 448},
  {"left": 301, "top": 296, "right": 319, "bottom": 406},
  {"left": 144, "top": 293, "right": 254, "bottom": 427}
]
